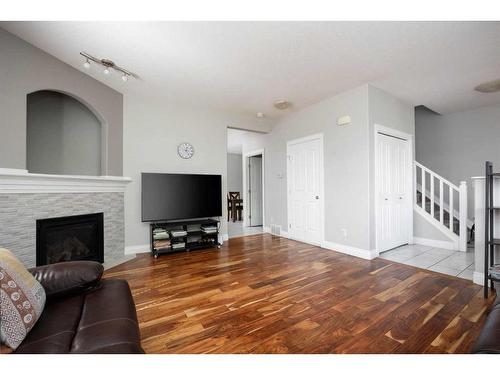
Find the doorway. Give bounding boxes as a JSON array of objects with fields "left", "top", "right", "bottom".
[
  {"left": 227, "top": 128, "right": 265, "bottom": 239},
  {"left": 242, "top": 150, "right": 265, "bottom": 230},
  {"left": 287, "top": 133, "right": 324, "bottom": 246},
  {"left": 247, "top": 154, "right": 263, "bottom": 226},
  {"left": 375, "top": 126, "right": 413, "bottom": 253}
]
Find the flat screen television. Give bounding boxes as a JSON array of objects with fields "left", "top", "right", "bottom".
[{"left": 141, "top": 173, "right": 222, "bottom": 222}]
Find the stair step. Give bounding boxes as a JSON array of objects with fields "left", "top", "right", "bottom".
[{"left": 489, "top": 264, "right": 500, "bottom": 281}]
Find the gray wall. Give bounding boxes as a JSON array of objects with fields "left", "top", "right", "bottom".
[
  {"left": 415, "top": 104, "right": 500, "bottom": 221},
  {"left": 123, "top": 94, "right": 274, "bottom": 249},
  {"left": 259, "top": 85, "right": 414, "bottom": 252},
  {"left": 263, "top": 85, "right": 371, "bottom": 250},
  {"left": 27, "top": 91, "right": 102, "bottom": 176},
  {"left": 227, "top": 153, "right": 243, "bottom": 194},
  {"left": 0, "top": 28, "right": 123, "bottom": 176}
]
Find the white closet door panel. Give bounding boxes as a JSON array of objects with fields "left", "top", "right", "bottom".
[{"left": 377, "top": 133, "right": 410, "bottom": 252}]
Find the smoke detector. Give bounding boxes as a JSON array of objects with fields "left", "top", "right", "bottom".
[
  {"left": 274, "top": 100, "right": 291, "bottom": 110},
  {"left": 475, "top": 79, "right": 500, "bottom": 93}
]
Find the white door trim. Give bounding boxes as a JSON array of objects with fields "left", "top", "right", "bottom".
[
  {"left": 374, "top": 124, "right": 414, "bottom": 254},
  {"left": 242, "top": 149, "right": 265, "bottom": 228},
  {"left": 286, "top": 133, "right": 325, "bottom": 246}
]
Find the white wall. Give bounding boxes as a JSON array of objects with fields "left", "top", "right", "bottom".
[
  {"left": 227, "top": 153, "right": 243, "bottom": 194},
  {"left": 123, "top": 94, "right": 273, "bottom": 251},
  {"left": 414, "top": 212, "right": 451, "bottom": 242}
]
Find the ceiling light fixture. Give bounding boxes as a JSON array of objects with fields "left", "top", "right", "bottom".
[
  {"left": 80, "top": 52, "right": 137, "bottom": 82},
  {"left": 274, "top": 100, "right": 291, "bottom": 110},
  {"left": 256, "top": 112, "right": 265, "bottom": 118},
  {"left": 475, "top": 79, "right": 500, "bottom": 93}
]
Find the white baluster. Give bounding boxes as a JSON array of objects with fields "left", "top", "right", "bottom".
[
  {"left": 430, "top": 174, "right": 435, "bottom": 219},
  {"left": 459, "top": 181, "right": 468, "bottom": 252},
  {"left": 414, "top": 163, "right": 417, "bottom": 208},
  {"left": 439, "top": 180, "right": 444, "bottom": 224},
  {"left": 422, "top": 168, "right": 425, "bottom": 210},
  {"left": 449, "top": 185, "right": 454, "bottom": 231}
]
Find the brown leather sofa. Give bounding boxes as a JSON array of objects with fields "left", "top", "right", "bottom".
[
  {"left": 472, "top": 282, "right": 500, "bottom": 354},
  {"left": 12, "top": 261, "right": 143, "bottom": 354}
]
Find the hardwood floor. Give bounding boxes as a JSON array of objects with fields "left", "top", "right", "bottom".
[{"left": 105, "top": 234, "right": 494, "bottom": 354}]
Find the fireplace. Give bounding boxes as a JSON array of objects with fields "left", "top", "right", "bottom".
[{"left": 36, "top": 213, "right": 104, "bottom": 266}]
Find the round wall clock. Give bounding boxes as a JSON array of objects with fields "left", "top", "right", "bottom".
[{"left": 177, "top": 142, "right": 195, "bottom": 159}]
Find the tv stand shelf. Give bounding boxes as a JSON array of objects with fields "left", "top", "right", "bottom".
[{"left": 149, "top": 218, "right": 221, "bottom": 258}]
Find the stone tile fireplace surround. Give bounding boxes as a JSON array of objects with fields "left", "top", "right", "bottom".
[{"left": 0, "top": 168, "right": 131, "bottom": 268}]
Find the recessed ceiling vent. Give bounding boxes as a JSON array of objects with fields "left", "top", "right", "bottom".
[
  {"left": 274, "top": 100, "right": 291, "bottom": 110},
  {"left": 475, "top": 79, "right": 500, "bottom": 93}
]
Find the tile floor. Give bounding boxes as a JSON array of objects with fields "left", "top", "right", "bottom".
[
  {"left": 379, "top": 244, "right": 475, "bottom": 280},
  {"left": 228, "top": 220, "right": 263, "bottom": 238}
]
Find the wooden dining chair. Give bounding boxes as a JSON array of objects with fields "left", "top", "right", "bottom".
[
  {"left": 228, "top": 192, "right": 241, "bottom": 221},
  {"left": 227, "top": 192, "right": 239, "bottom": 221}
]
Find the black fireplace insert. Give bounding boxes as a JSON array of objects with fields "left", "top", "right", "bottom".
[{"left": 36, "top": 213, "right": 104, "bottom": 266}]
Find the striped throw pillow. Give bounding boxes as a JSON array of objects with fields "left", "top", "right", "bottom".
[{"left": 0, "top": 248, "right": 46, "bottom": 350}]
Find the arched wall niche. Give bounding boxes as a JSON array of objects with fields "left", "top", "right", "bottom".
[{"left": 26, "top": 89, "right": 108, "bottom": 176}]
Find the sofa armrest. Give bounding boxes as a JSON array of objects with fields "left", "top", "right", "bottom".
[{"left": 28, "top": 261, "right": 104, "bottom": 299}]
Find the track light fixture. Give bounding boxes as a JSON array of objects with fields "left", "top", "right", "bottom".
[{"left": 80, "top": 52, "right": 135, "bottom": 82}]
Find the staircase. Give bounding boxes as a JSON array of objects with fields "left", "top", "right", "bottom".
[
  {"left": 414, "top": 161, "right": 468, "bottom": 251},
  {"left": 416, "top": 190, "right": 460, "bottom": 235}
]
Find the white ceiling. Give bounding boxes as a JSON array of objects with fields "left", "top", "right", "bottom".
[{"left": 2, "top": 21, "right": 500, "bottom": 118}]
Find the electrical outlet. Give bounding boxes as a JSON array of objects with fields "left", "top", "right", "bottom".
[{"left": 341, "top": 228, "right": 348, "bottom": 240}]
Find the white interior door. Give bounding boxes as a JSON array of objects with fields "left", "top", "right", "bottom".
[
  {"left": 376, "top": 132, "right": 410, "bottom": 252},
  {"left": 287, "top": 135, "right": 323, "bottom": 245},
  {"left": 248, "top": 155, "right": 263, "bottom": 226}
]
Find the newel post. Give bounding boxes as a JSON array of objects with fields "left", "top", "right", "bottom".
[{"left": 459, "top": 181, "right": 468, "bottom": 252}]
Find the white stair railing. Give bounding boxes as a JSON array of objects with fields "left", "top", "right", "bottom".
[{"left": 414, "top": 161, "right": 468, "bottom": 252}]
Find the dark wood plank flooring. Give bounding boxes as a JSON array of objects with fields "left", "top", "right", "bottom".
[{"left": 105, "top": 234, "right": 494, "bottom": 353}]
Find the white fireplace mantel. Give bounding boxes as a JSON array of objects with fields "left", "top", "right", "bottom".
[{"left": 0, "top": 168, "right": 131, "bottom": 194}]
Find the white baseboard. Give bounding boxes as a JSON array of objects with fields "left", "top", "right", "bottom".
[
  {"left": 124, "top": 244, "right": 150, "bottom": 255},
  {"left": 473, "top": 271, "right": 485, "bottom": 286},
  {"left": 263, "top": 227, "right": 375, "bottom": 260},
  {"left": 321, "top": 240, "right": 377, "bottom": 260},
  {"left": 222, "top": 233, "right": 229, "bottom": 241},
  {"left": 413, "top": 236, "right": 455, "bottom": 250},
  {"left": 263, "top": 226, "right": 289, "bottom": 238}
]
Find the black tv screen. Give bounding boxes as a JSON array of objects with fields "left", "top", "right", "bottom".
[{"left": 141, "top": 173, "right": 222, "bottom": 222}]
